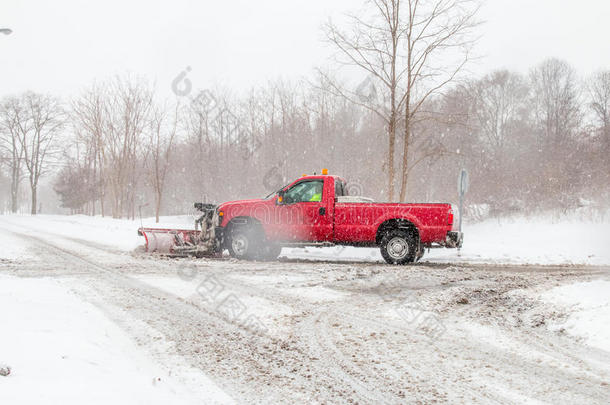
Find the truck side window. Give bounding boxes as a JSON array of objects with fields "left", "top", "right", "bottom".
[
  {"left": 335, "top": 180, "right": 347, "bottom": 197},
  {"left": 335, "top": 180, "right": 343, "bottom": 197},
  {"left": 283, "top": 180, "right": 324, "bottom": 204}
]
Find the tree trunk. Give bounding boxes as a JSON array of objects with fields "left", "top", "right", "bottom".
[
  {"left": 111, "top": 182, "right": 120, "bottom": 218},
  {"left": 130, "top": 191, "right": 135, "bottom": 220},
  {"left": 98, "top": 151, "right": 105, "bottom": 217},
  {"left": 91, "top": 156, "right": 96, "bottom": 216},
  {"left": 155, "top": 191, "right": 162, "bottom": 223},
  {"left": 100, "top": 192, "right": 105, "bottom": 217},
  {"left": 399, "top": 109, "right": 411, "bottom": 202},
  {"left": 30, "top": 185, "right": 37, "bottom": 215},
  {"left": 10, "top": 167, "right": 19, "bottom": 213},
  {"left": 10, "top": 187, "right": 18, "bottom": 213},
  {"left": 387, "top": 75, "right": 397, "bottom": 202},
  {"left": 388, "top": 119, "right": 396, "bottom": 202}
]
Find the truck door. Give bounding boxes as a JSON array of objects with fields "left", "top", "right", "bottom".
[{"left": 272, "top": 179, "right": 333, "bottom": 242}]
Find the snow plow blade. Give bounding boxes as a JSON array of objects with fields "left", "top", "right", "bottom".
[
  {"left": 137, "top": 203, "right": 219, "bottom": 257},
  {"left": 138, "top": 228, "right": 202, "bottom": 255}
]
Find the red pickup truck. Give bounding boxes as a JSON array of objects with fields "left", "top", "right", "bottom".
[{"left": 215, "top": 173, "right": 462, "bottom": 264}]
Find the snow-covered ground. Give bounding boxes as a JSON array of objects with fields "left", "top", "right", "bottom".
[
  {"left": 0, "top": 214, "right": 195, "bottom": 253},
  {"left": 542, "top": 280, "right": 610, "bottom": 352},
  {"left": 278, "top": 211, "right": 610, "bottom": 265},
  {"left": 426, "top": 213, "right": 610, "bottom": 266},
  {"left": 0, "top": 275, "right": 232, "bottom": 405},
  {"left": 1, "top": 213, "right": 609, "bottom": 403},
  {"left": 3, "top": 211, "right": 608, "bottom": 265}
]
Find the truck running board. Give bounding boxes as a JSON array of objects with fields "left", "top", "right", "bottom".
[{"left": 281, "top": 242, "right": 336, "bottom": 248}]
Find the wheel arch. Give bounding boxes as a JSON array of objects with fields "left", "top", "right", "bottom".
[
  {"left": 223, "top": 216, "right": 265, "bottom": 246},
  {"left": 375, "top": 218, "right": 420, "bottom": 245}
]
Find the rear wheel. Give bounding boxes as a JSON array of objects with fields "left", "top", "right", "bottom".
[{"left": 380, "top": 229, "right": 418, "bottom": 265}]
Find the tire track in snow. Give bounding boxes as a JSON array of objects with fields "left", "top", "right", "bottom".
[
  {"left": 3, "top": 217, "right": 609, "bottom": 403},
  {"left": 1, "top": 226, "right": 392, "bottom": 403}
]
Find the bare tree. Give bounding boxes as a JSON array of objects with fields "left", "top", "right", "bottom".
[
  {"left": 182, "top": 92, "right": 216, "bottom": 202},
  {"left": 147, "top": 102, "right": 179, "bottom": 223},
  {"left": 466, "top": 71, "right": 530, "bottom": 203},
  {"left": 4, "top": 93, "right": 64, "bottom": 214},
  {"left": 589, "top": 71, "right": 610, "bottom": 148},
  {"left": 0, "top": 97, "right": 26, "bottom": 212},
  {"left": 588, "top": 70, "right": 610, "bottom": 190},
  {"left": 103, "top": 76, "right": 153, "bottom": 218},
  {"left": 72, "top": 83, "right": 109, "bottom": 216},
  {"left": 24, "top": 93, "right": 64, "bottom": 214},
  {"left": 529, "top": 59, "right": 582, "bottom": 208},
  {"left": 530, "top": 59, "right": 581, "bottom": 149},
  {"left": 324, "top": 0, "right": 480, "bottom": 201},
  {"left": 470, "top": 70, "right": 529, "bottom": 153}
]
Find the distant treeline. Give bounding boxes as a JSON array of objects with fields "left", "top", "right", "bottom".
[{"left": 0, "top": 59, "right": 608, "bottom": 219}]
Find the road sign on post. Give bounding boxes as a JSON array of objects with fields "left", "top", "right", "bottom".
[
  {"left": 457, "top": 169, "right": 468, "bottom": 254},
  {"left": 458, "top": 168, "right": 469, "bottom": 197}
]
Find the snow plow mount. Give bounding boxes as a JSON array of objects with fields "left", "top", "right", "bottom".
[{"left": 138, "top": 203, "right": 220, "bottom": 256}]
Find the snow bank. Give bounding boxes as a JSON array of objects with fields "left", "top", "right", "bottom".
[
  {"left": 542, "top": 280, "right": 610, "bottom": 352},
  {"left": 0, "top": 275, "right": 232, "bottom": 404},
  {"left": 1, "top": 211, "right": 609, "bottom": 265},
  {"left": 0, "top": 214, "right": 197, "bottom": 252},
  {"left": 425, "top": 214, "right": 610, "bottom": 265}
]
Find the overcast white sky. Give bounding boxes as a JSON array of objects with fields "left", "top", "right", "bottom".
[{"left": 2, "top": 0, "right": 610, "bottom": 98}]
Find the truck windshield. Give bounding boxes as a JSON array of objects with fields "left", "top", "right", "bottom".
[{"left": 263, "top": 183, "right": 291, "bottom": 200}]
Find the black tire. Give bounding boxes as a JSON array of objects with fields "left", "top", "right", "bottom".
[
  {"left": 379, "top": 228, "right": 418, "bottom": 265},
  {"left": 258, "top": 243, "right": 282, "bottom": 261},
  {"left": 227, "top": 224, "right": 261, "bottom": 260}
]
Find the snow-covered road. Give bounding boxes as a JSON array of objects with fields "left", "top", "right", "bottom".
[{"left": 1, "top": 215, "right": 609, "bottom": 403}]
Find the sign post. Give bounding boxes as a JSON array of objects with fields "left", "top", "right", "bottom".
[{"left": 457, "top": 169, "right": 469, "bottom": 255}]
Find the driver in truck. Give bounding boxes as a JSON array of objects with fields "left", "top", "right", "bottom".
[{"left": 308, "top": 181, "right": 323, "bottom": 202}]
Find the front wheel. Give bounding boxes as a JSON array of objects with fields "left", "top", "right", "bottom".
[
  {"left": 227, "top": 226, "right": 260, "bottom": 260},
  {"left": 380, "top": 229, "right": 418, "bottom": 265},
  {"left": 259, "top": 243, "right": 282, "bottom": 261}
]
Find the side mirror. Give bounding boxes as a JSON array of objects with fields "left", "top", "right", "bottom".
[{"left": 277, "top": 190, "right": 285, "bottom": 205}]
